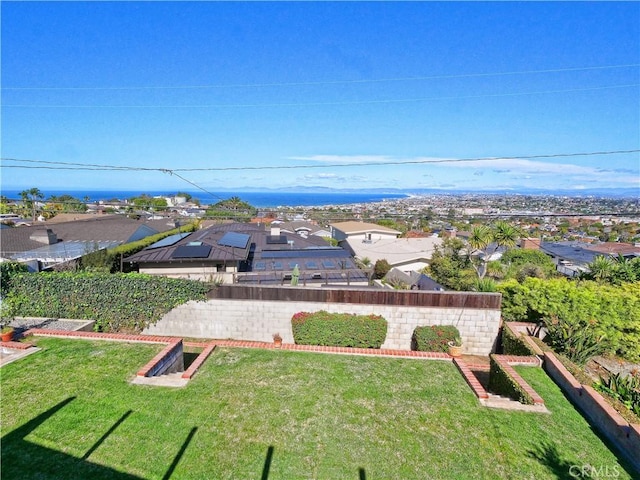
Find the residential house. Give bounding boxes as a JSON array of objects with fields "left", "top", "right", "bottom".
[
  {"left": 0, "top": 215, "right": 178, "bottom": 271},
  {"left": 124, "top": 222, "right": 368, "bottom": 286}
]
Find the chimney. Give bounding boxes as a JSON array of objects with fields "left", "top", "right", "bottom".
[
  {"left": 271, "top": 226, "right": 281, "bottom": 236},
  {"left": 30, "top": 228, "right": 58, "bottom": 245},
  {"left": 520, "top": 238, "right": 541, "bottom": 250}
]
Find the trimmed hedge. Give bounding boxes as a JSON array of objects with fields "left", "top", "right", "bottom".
[
  {"left": 499, "top": 278, "right": 640, "bottom": 361},
  {"left": 501, "top": 323, "right": 537, "bottom": 356},
  {"left": 291, "top": 311, "right": 387, "bottom": 348},
  {"left": 1, "top": 271, "right": 209, "bottom": 333},
  {"left": 487, "top": 355, "right": 535, "bottom": 405},
  {"left": 412, "top": 325, "right": 460, "bottom": 352}
]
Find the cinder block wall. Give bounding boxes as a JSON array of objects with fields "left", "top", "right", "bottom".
[{"left": 145, "top": 298, "right": 501, "bottom": 356}]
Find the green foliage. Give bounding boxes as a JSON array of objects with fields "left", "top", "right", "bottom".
[
  {"left": 129, "top": 194, "right": 168, "bottom": 210},
  {"left": 426, "top": 237, "right": 476, "bottom": 291},
  {"left": 1, "top": 262, "right": 29, "bottom": 297},
  {"left": 499, "top": 249, "right": 557, "bottom": 281},
  {"left": 501, "top": 323, "right": 537, "bottom": 356},
  {"left": 473, "top": 278, "right": 497, "bottom": 292},
  {"left": 205, "top": 196, "right": 257, "bottom": 220},
  {"left": 581, "top": 255, "right": 640, "bottom": 285},
  {"left": 488, "top": 355, "right": 535, "bottom": 405},
  {"left": 594, "top": 371, "right": 640, "bottom": 417},
  {"left": 542, "top": 316, "right": 606, "bottom": 365},
  {"left": 411, "top": 325, "right": 461, "bottom": 352},
  {"left": 498, "top": 277, "right": 640, "bottom": 361},
  {"left": 373, "top": 259, "right": 391, "bottom": 279},
  {"left": 291, "top": 311, "right": 387, "bottom": 348},
  {"left": 46, "top": 194, "right": 87, "bottom": 213},
  {"left": 2, "top": 272, "right": 209, "bottom": 332},
  {"left": 80, "top": 223, "right": 197, "bottom": 272}
]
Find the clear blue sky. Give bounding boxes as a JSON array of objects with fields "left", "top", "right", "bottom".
[{"left": 2, "top": 1, "right": 639, "bottom": 194}]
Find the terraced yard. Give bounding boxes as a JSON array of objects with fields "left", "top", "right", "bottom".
[{"left": 1, "top": 337, "right": 635, "bottom": 479}]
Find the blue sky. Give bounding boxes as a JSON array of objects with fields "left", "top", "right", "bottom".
[{"left": 2, "top": 1, "right": 639, "bottom": 195}]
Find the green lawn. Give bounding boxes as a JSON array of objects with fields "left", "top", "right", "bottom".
[{"left": 1, "top": 338, "right": 635, "bottom": 479}]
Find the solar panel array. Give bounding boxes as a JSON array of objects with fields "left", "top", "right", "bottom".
[
  {"left": 218, "top": 232, "right": 251, "bottom": 249},
  {"left": 172, "top": 244, "right": 213, "bottom": 259}
]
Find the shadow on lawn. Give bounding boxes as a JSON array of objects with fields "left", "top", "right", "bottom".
[
  {"left": 527, "top": 441, "right": 577, "bottom": 479},
  {"left": 1, "top": 397, "right": 143, "bottom": 480},
  {"left": 1, "top": 397, "right": 200, "bottom": 480}
]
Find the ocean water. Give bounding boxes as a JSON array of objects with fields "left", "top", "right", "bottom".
[{"left": 1, "top": 189, "right": 408, "bottom": 208}]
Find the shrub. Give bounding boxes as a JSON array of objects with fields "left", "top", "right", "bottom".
[
  {"left": 2, "top": 271, "right": 209, "bottom": 333},
  {"left": 594, "top": 371, "right": 640, "bottom": 417},
  {"left": 412, "top": 325, "right": 461, "bottom": 352},
  {"left": 373, "top": 259, "right": 391, "bottom": 280},
  {"left": 498, "top": 278, "right": 640, "bottom": 361},
  {"left": 1, "top": 262, "right": 28, "bottom": 296},
  {"left": 291, "top": 311, "right": 387, "bottom": 348},
  {"left": 501, "top": 323, "right": 537, "bottom": 356},
  {"left": 488, "top": 355, "right": 535, "bottom": 405},
  {"left": 542, "top": 316, "right": 606, "bottom": 365}
]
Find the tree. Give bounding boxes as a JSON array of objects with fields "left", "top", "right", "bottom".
[
  {"left": 468, "top": 221, "right": 521, "bottom": 279},
  {"left": 205, "top": 197, "right": 256, "bottom": 220},
  {"left": 425, "top": 237, "right": 476, "bottom": 291},
  {"left": 20, "top": 188, "right": 44, "bottom": 220}
]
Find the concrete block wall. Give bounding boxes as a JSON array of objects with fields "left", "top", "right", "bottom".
[{"left": 144, "top": 298, "right": 501, "bottom": 356}]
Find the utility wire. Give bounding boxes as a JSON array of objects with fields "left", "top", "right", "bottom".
[
  {"left": 4, "top": 84, "right": 638, "bottom": 108},
  {"left": 3, "top": 63, "right": 638, "bottom": 90},
  {"left": 2, "top": 149, "right": 639, "bottom": 173}
]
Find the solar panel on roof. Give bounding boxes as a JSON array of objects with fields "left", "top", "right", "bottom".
[
  {"left": 218, "top": 232, "right": 250, "bottom": 249},
  {"left": 146, "top": 233, "right": 191, "bottom": 249},
  {"left": 266, "top": 235, "right": 288, "bottom": 244},
  {"left": 172, "top": 244, "right": 212, "bottom": 259}
]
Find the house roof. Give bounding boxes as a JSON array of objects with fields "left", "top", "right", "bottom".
[
  {"left": 0, "top": 216, "right": 174, "bottom": 260},
  {"left": 330, "top": 221, "right": 401, "bottom": 236},
  {"left": 124, "top": 222, "right": 257, "bottom": 264},
  {"left": 582, "top": 242, "right": 640, "bottom": 257},
  {"left": 125, "top": 222, "right": 368, "bottom": 284},
  {"left": 345, "top": 236, "right": 443, "bottom": 268},
  {"left": 539, "top": 241, "right": 600, "bottom": 266}
]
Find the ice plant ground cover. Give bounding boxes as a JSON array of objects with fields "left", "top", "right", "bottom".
[{"left": 1, "top": 337, "right": 635, "bottom": 479}]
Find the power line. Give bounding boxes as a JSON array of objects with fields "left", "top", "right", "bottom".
[
  {"left": 3, "top": 64, "right": 638, "bottom": 90},
  {"left": 3, "top": 149, "right": 638, "bottom": 173},
  {"left": 4, "top": 84, "right": 638, "bottom": 108}
]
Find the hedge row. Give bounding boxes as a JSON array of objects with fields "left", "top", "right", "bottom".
[
  {"left": 487, "top": 355, "right": 535, "bottom": 405},
  {"left": 412, "top": 325, "right": 460, "bottom": 352},
  {"left": 501, "top": 323, "right": 537, "bottom": 357},
  {"left": 291, "top": 311, "right": 387, "bottom": 348},
  {"left": 498, "top": 278, "right": 640, "bottom": 361},
  {"left": 1, "top": 272, "right": 209, "bottom": 333}
]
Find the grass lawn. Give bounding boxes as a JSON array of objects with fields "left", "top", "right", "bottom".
[{"left": 1, "top": 337, "right": 635, "bottom": 479}]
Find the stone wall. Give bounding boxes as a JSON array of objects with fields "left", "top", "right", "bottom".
[{"left": 145, "top": 296, "right": 502, "bottom": 356}]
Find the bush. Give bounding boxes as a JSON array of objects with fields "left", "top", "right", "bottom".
[
  {"left": 412, "top": 325, "right": 460, "bottom": 352},
  {"left": 498, "top": 278, "right": 640, "bottom": 361},
  {"left": 501, "top": 323, "right": 537, "bottom": 356},
  {"left": 487, "top": 355, "right": 535, "bottom": 405},
  {"left": 542, "top": 316, "right": 606, "bottom": 366},
  {"left": 291, "top": 311, "right": 387, "bottom": 348},
  {"left": 2, "top": 271, "right": 209, "bottom": 332},
  {"left": 373, "top": 259, "right": 391, "bottom": 280},
  {"left": 1, "top": 262, "right": 28, "bottom": 297},
  {"left": 594, "top": 371, "right": 640, "bottom": 417}
]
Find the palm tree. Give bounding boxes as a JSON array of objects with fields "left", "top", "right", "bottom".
[
  {"left": 585, "top": 255, "right": 614, "bottom": 283},
  {"left": 20, "top": 187, "right": 44, "bottom": 220},
  {"left": 468, "top": 222, "right": 521, "bottom": 279}
]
